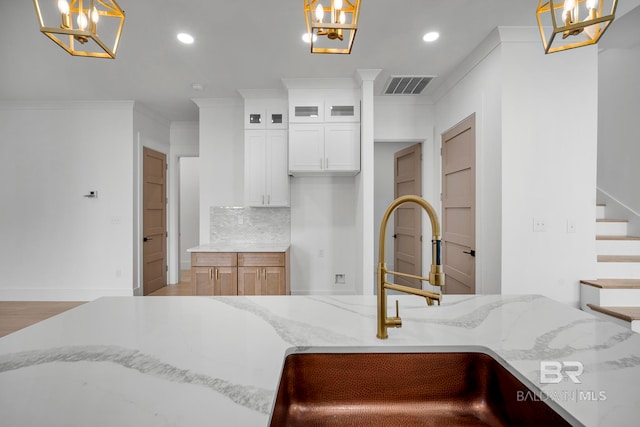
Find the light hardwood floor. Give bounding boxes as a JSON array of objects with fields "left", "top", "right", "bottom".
[
  {"left": 0, "top": 271, "right": 194, "bottom": 337},
  {"left": 148, "top": 270, "right": 194, "bottom": 296}
]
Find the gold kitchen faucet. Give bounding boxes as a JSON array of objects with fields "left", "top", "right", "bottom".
[{"left": 377, "top": 195, "right": 445, "bottom": 339}]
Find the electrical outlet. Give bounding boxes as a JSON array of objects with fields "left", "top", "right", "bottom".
[
  {"left": 318, "top": 249, "right": 324, "bottom": 258},
  {"left": 533, "top": 217, "right": 546, "bottom": 232},
  {"left": 335, "top": 274, "right": 346, "bottom": 284},
  {"left": 567, "top": 219, "right": 576, "bottom": 233}
]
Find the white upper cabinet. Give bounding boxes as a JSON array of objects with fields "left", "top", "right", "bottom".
[
  {"left": 244, "top": 99, "right": 287, "bottom": 130},
  {"left": 289, "top": 123, "right": 360, "bottom": 175},
  {"left": 324, "top": 97, "right": 360, "bottom": 122},
  {"left": 288, "top": 125, "right": 324, "bottom": 173},
  {"left": 242, "top": 94, "right": 289, "bottom": 207},
  {"left": 288, "top": 95, "right": 324, "bottom": 123},
  {"left": 287, "top": 87, "right": 361, "bottom": 175},
  {"left": 323, "top": 123, "right": 360, "bottom": 171},
  {"left": 245, "top": 130, "right": 289, "bottom": 207}
]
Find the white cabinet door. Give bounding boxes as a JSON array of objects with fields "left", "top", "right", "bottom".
[
  {"left": 245, "top": 131, "right": 268, "bottom": 206},
  {"left": 245, "top": 130, "right": 289, "bottom": 207},
  {"left": 266, "top": 106, "right": 287, "bottom": 130},
  {"left": 265, "top": 130, "right": 289, "bottom": 206},
  {"left": 289, "top": 124, "right": 324, "bottom": 172},
  {"left": 324, "top": 123, "right": 360, "bottom": 172},
  {"left": 289, "top": 99, "right": 324, "bottom": 123},
  {"left": 324, "top": 98, "right": 360, "bottom": 122},
  {"left": 245, "top": 99, "right": 287, "bottom": 130}
]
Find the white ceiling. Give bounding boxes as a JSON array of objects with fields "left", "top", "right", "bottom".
[{"left": 1, "top": 1, "right": 639, "bottom": 122}]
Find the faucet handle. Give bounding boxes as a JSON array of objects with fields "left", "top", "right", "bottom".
[{"left": 385, "top": 299, "right": 402, "bottom": 329}]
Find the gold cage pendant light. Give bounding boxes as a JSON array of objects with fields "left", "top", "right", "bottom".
[
  {"left": 536, "top": 0, "right": 618, "bottom": 54},
  {"left": 33, "top": 0, "right": 125, "bottom": 59},
  {"left": 304, "top": 0, "right": 360, "bottom": 54}
]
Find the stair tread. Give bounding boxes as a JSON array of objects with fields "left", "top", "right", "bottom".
[
  {"left": 580, "top": 279, "right": 640, "bottom": 289},
  {"left": 597, "top": 255, "right": 640, "bottom": 262},
  {"left": 597, "top": 235, "right": 640, "bottom": 240},
  {"left": 586, "top": 304, "right": 640, "bottom": 322},
  {"left": 596, "top": 218, "right": 629, "bottom": 223}
]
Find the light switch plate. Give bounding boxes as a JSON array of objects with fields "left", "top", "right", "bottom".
[{"left": 533, "top": 217, "right": 546, "bottom": 232}]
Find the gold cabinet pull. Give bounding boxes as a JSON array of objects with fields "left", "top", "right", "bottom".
[{"left": 215, "top": 268, "right": 219, "bottom": 281}]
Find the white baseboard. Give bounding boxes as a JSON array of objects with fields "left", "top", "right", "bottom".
[{"left": 0, "top": 288, "right": 134, "bottom": 301}]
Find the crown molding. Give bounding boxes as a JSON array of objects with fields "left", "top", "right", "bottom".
[{"left": 0, "top": 100, "right": 135, "bottom": 111}]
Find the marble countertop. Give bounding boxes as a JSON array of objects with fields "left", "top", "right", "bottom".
[
  {"left": 187, "top": 242, "right": 290, "bottom": 253},
  {"left": 1, "top": 295, "right": 639, "bottom": 426}
]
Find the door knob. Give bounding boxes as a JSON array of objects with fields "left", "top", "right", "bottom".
[
  {"left": 143, "top": 237, "right": 152, "bottom": 242},
  {"left": 463, "top": 249, "right": 475, "bottom": 257}
]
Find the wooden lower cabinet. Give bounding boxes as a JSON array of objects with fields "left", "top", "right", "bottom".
[
  {"left": 191, "top": 250, "right": 289, "bottom": 296},
  {"left": 191, "top": 252, "right": 238, "bottom": 296},
  {"left": 238, "top": 266, "right": 286, "bottom": 296},
  {"left": 192, "top": 266, "right": 238, "bottom": 296}
]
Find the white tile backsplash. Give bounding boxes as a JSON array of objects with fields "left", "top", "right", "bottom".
[{"left": 209, "top": 206, "right": 290, "bottom": 245}]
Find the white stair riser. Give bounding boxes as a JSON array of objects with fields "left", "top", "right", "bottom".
[
  {"left": 596, "top": 205, "right": 606, "bottom": 220},
  {"left": 580, "top": 284, "right": 640, "bottom": 308},
  {"left": 596, "top": 240, "right": 640, "bottom": 256},
  {"left": 597, "top": 262, "right": 640, "bottom": 278},
  {"left": 596, "top": 221, "right": 628, "bottom": 236}
]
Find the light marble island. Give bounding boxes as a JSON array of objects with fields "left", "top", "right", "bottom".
[{"left": 0, "top": 295, "right": 639, "bottom": 426}]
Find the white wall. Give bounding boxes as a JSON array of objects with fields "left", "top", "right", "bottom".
[
  {"left": 194, "top": 99, "right": 244, "bottom": 243},
  {"left": 168, "top": 121, "right": 199, "bottom": 283},
  {"left": 0, "top": 101, "right": 135, "bottom": 300},
  {"left": 179, "top": 157, "right": 200, "bottom": 270},
  {"left": 374, "top": 97, "right": 433, "bottom": 142},
  {"left": 597, "top": 46, "right": 640, "bottom": 235},
  {"left": 435, "top": 29, "right": 503, "bottom": 296},
  {"left": 290, "top": 177, "right": 357, "bottom": 294},
  {"left": 436, "top": 28, "right": 599, "bottom": 306},
  {"left": 499, "top": 30, "right": 598, "bottom": 306}
]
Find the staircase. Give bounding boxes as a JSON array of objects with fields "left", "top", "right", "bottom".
[{"left": 580, "top": 204, "right": 640, "bottom": 333}]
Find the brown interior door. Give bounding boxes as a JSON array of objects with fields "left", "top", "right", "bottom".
[
  {"left": 143, "top": 147, "right": 167, "bottom": 295},
  {"left": 393, "top": 143, "right": 422, "bottom": 289},
  {"left": 442, "top": 114, "right": 476, "bottom": 294}
]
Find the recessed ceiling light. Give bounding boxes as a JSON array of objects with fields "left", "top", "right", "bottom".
[
  {"left": 302, "top": 33, "right": 318, "bottom": 43},
  {"left": 177, "top": 33, "right": 194, "bottom": 44},
  {"left": 422, "top": 32, "right": 440, "bottom": 42}
]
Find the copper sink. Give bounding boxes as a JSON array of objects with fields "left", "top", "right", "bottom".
[{"left": 270, "top": 348, "right": 577, "bottom": 426}]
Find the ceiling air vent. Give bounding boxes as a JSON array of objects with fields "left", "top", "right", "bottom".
[{"left": 384, "top": 75, "right": 434, "bottom": 95}]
